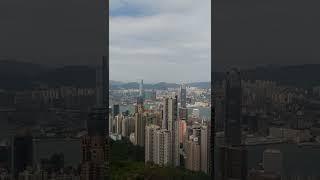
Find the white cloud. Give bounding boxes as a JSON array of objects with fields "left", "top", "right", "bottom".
[{"left": 110, "top": 0, "right": 211, "bottom": 83}]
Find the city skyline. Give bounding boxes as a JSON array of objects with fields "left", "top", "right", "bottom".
[{"left": 110, "top": 79, "right": 210, "bottom": 84}]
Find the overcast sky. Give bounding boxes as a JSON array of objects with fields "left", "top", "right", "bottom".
[
  {"left": 2, "top": 0, "right": 319, "bottom": 81},
  {"left": 0, "top": 0, "right": 106, "bottom": 65},
  {"left": 109, "top": 0, "right": 211, "bottom": 83},
  {"left": 215, "top": 0, "right": 320, "bottom": 71}
]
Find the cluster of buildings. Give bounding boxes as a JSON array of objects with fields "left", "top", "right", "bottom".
[
  {"left": 0, "top": 57, "right": 109, "bottom": 180},
  {"left": 214, "top": 68, "right": 320, "bottom": 180},
  {"left": 109, "top": 81, "right": 211, "bottom": 174},
  {"left": 5, "top": 58, "right": 320, "bottom": 180},
  {"left": 0, "top": 85, "right": 97, "bottom": 134},
  {"left": 0, "top": 167, "right": 80, "bottom": 180},
  {"left": 0, "top": 134, "right": 82, "bottom": 180}
]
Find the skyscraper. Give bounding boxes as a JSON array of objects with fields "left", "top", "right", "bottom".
[
  {"left": 153, "top": 129, "right": 172, "bottom": 166},
  {"left": 162, "top": 98, "right": 169, "bottom": 130},
  {"left": 200, "top": 125, "right": 209, "bottom": 174},
  {"left": 208, "top": 120, "right": 213, "bottom": 177},
  {"left": 114, "top": 114, "right": 123, "bottom": 135},
  {"left": 87, "top": 108, "right": 108, "bottom": 137},
  {"left": 178, "top": 85, "right": 188, "bottom": 121},
  {"left": 102, "top": 56, "right": 108, "bottom": 106},
  {"left": 161, "top": 96, "right": 180, "bottom": 167},
  {"left": 121, "top": 117, "right": 132, "bottom": 138},
  {"left": 214, "top": 86, "right": 225, "bottom": 132},
  {"left": 173, "top": 120, "right": 180, "bottom": 167},
  {"left": 95, "top": 56, "right": 108, "bottom": 107},
  {"left": 109, "top": 107, "right": 113, "bottom": 135},
  {"left": 81, "top": 56, "right": 108, "bottom": 180},
  {"left": 215, "top": 69, "right": 246, "bottom": 180},
  {"left": 136, "top": 96, "right": 144, "bottom": 113},
  {"left": 167, "top": 96, "right": 178, "bottom": 132},
  {"left": 103, "top": 56, "right": 110, "bottom": 180},
  {"left": 180, "top": 84, "right": 187, "bottom": 108},
  {"left": 134, "top": 113, "right": 145, "bottom": 147},
  {"left": 81, "top": 107, "right": 107, "bottom": 180},
  {"left": 134, "top": 97, "right": 145, "bottom": 147},
  {"left": 216, "top": 146, "right": 248, "bottom": 180},
  {"left": 178, "top": 120, "right": 187, "bottom": 144},
  {"left": 185, "top": 135, "right": 201, "bottom": 172},
  {"left": 167, "top": 96, "right": 180, "bottom": 167},
  {"left": 11, "top": 133, "right": 33, "bottom": 179},
  {"left": 225, "top": 68, "right": 242, "bottom": 146},
  {"left": 113, "top": 104, "right": 120, "bottom": 117},
  {"left": 179, "top": 107, "right": 188, "bottom": 121},
  {"left": 139, "top": 79, "right": 144, "bottom": 99},
  {"left": 145, "top": 125, "right": 160, "bottom": 163}
]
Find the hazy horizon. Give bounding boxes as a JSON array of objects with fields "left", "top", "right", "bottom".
[{"left": 110, "top": 79, "right": 211, "bottom": 84}]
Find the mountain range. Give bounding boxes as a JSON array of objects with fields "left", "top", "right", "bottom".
[
  {"left": 109, "top": 81, "right": 210, "bottom": 90},
  {"left": 1, "top": 60, "right": 320, "bottom": 90},
  {"left": 214, "top": 64, "right": 320, "bottom": 88},
  {"left": 0, "top": 60, "right": 210, "bottom": 90}
]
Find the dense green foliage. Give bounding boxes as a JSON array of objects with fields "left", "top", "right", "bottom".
[
  {"left": 110, "top": 161, "right": 210, "bottom": 180},
  {"left": 110, "top": 138, "right": 145, "bottom": 162},
  {"left": 108, "top": 139, "right": 210, "bottom": 180}
]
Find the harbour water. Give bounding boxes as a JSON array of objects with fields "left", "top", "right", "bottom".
[{"left": 115, "top": 104, "right": 211, "bottom": 120}]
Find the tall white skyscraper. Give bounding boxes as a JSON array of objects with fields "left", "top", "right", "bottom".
[
  {"left": 173, "top": 120, "right": 180, "bottom": 167},
  {"left": 121, "top": 117, "right": 132, "bottom": 137},
  {"left": 153, "top": 129, "right": 172, "bottom": 166},
  {"left": 115, "top": 114, "right": 123, "bottom": 135},
  {"left": 145, "top": 125, "right": 160, "bottom": 163}
]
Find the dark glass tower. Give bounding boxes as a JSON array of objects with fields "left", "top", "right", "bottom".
[
  {"left": 102, "top": 56, "right": 108, "bottom": 107},
  {"left": 179, "top": 84, "right": 188, "bottom": 121},
  {"left": 139, "top": 79, "right": 144, "bottom": 100},
  {"left": 81, "top": 56, "right": 108, "bottom": 180},
  {"left": 87, "top": 108, "right": 107, "bottom": 136},
  {"left": 113, "top": 104, "right": 120, "bottom": 117},
  {"left": 215, "top": 69, "right": 247, "bottom": 180},
  {"left": 217, "top": 146, "right": 248, "bottom": 180},
  {"left": 180, "top": 84, "right": 187, "bottom": 108},
  {"left": 12, "top": 134, "right": 33, "bottom": 178},
  {"left": 224, "top": 68, "right": 242, "bottom": 146}
]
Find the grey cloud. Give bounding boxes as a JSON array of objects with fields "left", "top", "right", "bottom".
[
  {"left": 0, "top": 0, "right": 106, "bottom": 61},
  {"left": 214, "top": 0, "right": 320, "bottom": 71},
  {"left": 110, "top": 0, "right": 211, "bottom": 83}
]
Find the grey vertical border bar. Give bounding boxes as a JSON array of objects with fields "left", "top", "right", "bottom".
[
  {"left": 104, "top": 0, "right": 110, "bottom": 179},
  {"left": 211, "top": 0, "right": 215, "bottom": 179}
]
